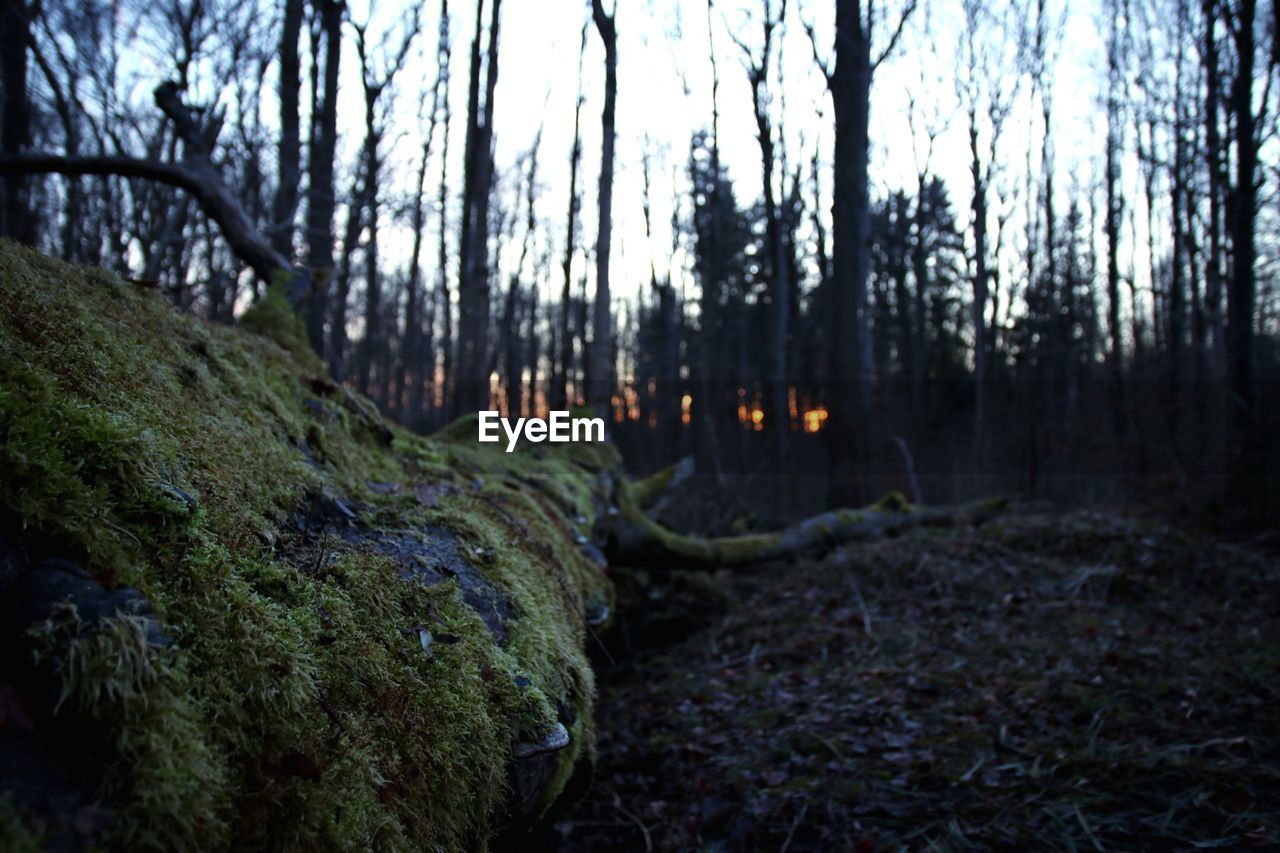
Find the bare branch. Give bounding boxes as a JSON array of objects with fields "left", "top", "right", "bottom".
[
  {"left": 800, "top": 14, "right": 833, "bottom": 83},
  {"left": 2, "top": 83, "right": 308, "bottom": 310},
  {"left": 873, "top": 0, "right": 918, "bottom": 70}
]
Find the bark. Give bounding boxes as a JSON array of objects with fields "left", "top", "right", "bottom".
[
  {"left": 453, "top": 0, "right": 502, "bottom": 415},
  {"left": 271, "top": 0, "right": 304, "bottom": 260},
  {"left": 355, "top": 71, "right": 381, "bottom": 398},
  {"left": 1, "top": 0, "right": 35, "bottom": 242},
  {"left": 1224, "top": 0, "right": 1258, "bottom": 459},
  {"left": 1202, "top": 0, "right": 1228, "bottom": 465},
  {"left": 436, "top": 1, "right": 454, "bottom": 423},
  {"left": 828, "top": 3, "right": 873, "bottom": 501},
  {"left": 588, "top": 0, "right": 617, "bottom": 415},
  {"left": 969, "top": 105, "right": 989, "bottom": 456},
  {"left": 304, "top": 0, "right": 343, "bottom": 352},
  {"left": 1103, "top": 3, "right": 1123, "bottom": 374},
  {"left": 697, "top": 0, "right": 724, "bottom": 481},
  {"left": 822, "top": 0, "right": 911, "bottom": 505}
]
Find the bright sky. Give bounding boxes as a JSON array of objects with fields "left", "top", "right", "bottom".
[
  {"left": 489, "top": 0, "right": 1105, "bottom": 303},
  {"left": 125, "top": 0, "right": 1117, "bottom": 310}
]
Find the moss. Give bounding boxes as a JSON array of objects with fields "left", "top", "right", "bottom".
[
  {"left": 0, "top": 799, "right": 42, "bottom": 853},
  {"left": 628, "top": 464, "right": 675, "bottom": 510},
  {"left": 0, "top": 241, "right": 612, "bottom": 850},
  {"left": 873, "top": 491, "right": 910, "bottom": 512},
  {"left": 237, "top": 276, "right": 319, "bottom": 369}
]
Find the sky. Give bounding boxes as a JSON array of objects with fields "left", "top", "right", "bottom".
[
  {"left": 310, "top": 0, "right": 1115, "bottom": 311},
  {"left": 104, "top": 0, "right": 1133, "bottom": 316}
]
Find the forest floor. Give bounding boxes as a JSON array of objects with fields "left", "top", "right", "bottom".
[{"left": 534, "top": 508, "right": 1280, "bottom": 851}]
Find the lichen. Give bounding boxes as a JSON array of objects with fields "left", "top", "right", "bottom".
[{"left": 0, "top": 240, "right": 612, "bottom": 849}]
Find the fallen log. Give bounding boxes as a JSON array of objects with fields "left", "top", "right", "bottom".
[
  {"left": 609, "top": 487, "right": 1007, "bottom": 568},
  {"left": 0, "top": 243, "right": 614, "bottom": 850}
]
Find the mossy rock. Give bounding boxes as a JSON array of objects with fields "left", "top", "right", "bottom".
[{"left": 0, "top": 241, "right": 613, "bottom": 850}]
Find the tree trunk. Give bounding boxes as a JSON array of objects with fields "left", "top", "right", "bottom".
[
  {"left": 556, "top": 24, "right": 587, "bottom": 412},
  {"left": 827, "top": 0, "right": 874, "bottom": 506},
  {"left": 588, "top": 0, "right": 617, "bottom": 416},
  {"left": 356, "top": 92, "right": 381, "bottom": 399},
  {"left": 271, "top": 0, "right": 303, "bottom": 260},
  {"left": 969, "top": 107, "right": 989, "bottom": 459},
  {"left": 436, "top": 2, "right": 454, "bottom": 424},
  {"left": 304, "top": 0, "right": 343, "bottom": 352},
  {"left": 743, "top": 4, "right": 790, "bottom": 471},
  {"left": 454, "top": 0, "right": 502, "bottom": 416},
  {"left": 1225, "top": 0, "right": 1258, "bottom": 488},
  {"left": 1, "top": 0, "right": 35, "bottom": 242}
]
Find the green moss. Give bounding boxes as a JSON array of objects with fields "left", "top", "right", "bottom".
[
  {"left": 0, "top": 241, "right": 612, "bottom": 850},
  {"left": 617, "top": 484, "right": 782, "bottom": 567},
  {"left": 0, "top": 798, "right": 42, "bottom": 853},
  {"left": 238, "top": 276, "right": 319, "bottom": 368},
  {"left": 873, "top": 491, "right": 910, "bottom": 512},
  {"left": 629, "top": 464, "right": 675, "bottom": 510}
]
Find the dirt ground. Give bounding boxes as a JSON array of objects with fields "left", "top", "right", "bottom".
[{"left": 532, "top": 509, "right": 1280, "bottom": 850}]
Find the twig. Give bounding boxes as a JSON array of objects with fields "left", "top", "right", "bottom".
[
  {"left": 848, "top": 574, "right": 874, "bottom": 639},
  {"left": 605, "top": 786, "right": 652, "bottom": 852},
  {"left": 780, "top": 802, "right": 809, "bottom": 853},
  {"left": 890, "top": 435, "right": 924, "bottom": 504}
]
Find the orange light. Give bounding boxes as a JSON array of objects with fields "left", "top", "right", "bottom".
[
  {"left": 681, "top": 394, "right": 692, "bottom": 426},
  {"left": 803, "top": 406, "right": 829, "bottom": 433},
  {"left": 751, "top": 408, "right": 764, "bottom": 425}
]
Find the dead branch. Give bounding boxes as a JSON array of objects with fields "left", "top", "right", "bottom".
[
  {"left": 608, "top": 490, "right": 1006, "bottom": 569},
  {"left": 0, "top": 83, "right": 308, "bottom": 309}
]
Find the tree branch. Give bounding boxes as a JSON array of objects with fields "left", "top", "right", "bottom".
[
  {"left": 873, "top": 0, "right": 918, "bottom": 70},
  {"left": 800, "top": 15, "right": 833, "bottom": 83},
  {"left": 0, "top": 83, "right": 309, "bottom": 309}
]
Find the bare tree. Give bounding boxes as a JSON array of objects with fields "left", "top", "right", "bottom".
[
  {"left": 270, "top": 0, "right": 303, "bottom": 260},
  {"left": 732, "top": 0, "right": 792, "bottom": 470},
  {"left": 351, "top": 9, "right": 421, "bottom": 401},
  {"left": 1, "top": 0, "right": 37, "bottom": 242},
  {"left": 554, "top": 21, "right": 588, "bottom": 411},
  {"left": 1218, "top": 0, "right": 1271, "bottom": 472},
  {"left": 588, "top": 0, "right": 618, "bottom": 415},
  {"left": 959, "top": 0, "right": 1018, "bottom": 459},
  {"left": 304, "top": 0, "right": 343, "bottom": 352},
  {"left": 806, "top": 0, "right": 918, "bottom": 503},
  {"left": 453, "top": 0, "right": 502, "bottom": 415},
  {"left": 402, "top": 0, "right": 451, "bottom": 426}
]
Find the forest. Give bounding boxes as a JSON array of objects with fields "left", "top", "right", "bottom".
[{"left": 0, "top": 0, "right": 1278, "bottom": 848}]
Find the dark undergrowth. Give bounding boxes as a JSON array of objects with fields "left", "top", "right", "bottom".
[{"left": 534, "top": 508, "right": 1280, "bottom": 851}]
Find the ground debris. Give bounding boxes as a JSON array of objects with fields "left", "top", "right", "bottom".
[{"left": 539, "top": 510, "right": 1280, "bottom": 850}]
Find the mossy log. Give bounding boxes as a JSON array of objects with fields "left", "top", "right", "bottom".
[
  {"left": 609, "top": 486, "right": 1006, "bottom": 569},
  {"left": 0, "top": 243, "right": 1004, "bottom": 849},
  {"left": 0, "top": 243, "right": 614, "bottom": 850}
]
